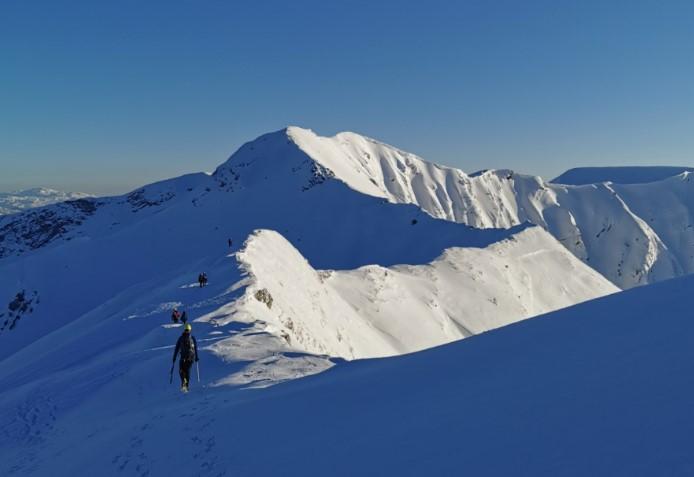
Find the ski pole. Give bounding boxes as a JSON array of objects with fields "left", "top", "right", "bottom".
[
  {"left": 196, "top": 361, "right": 200, "bottom": 383},
  {"left": 169, "top": 362, "right": 174, "bottom": 384}
]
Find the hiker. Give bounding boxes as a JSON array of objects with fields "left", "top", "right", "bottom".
[
  {"left": 172, "top": 323, "right": 199, "bottom": 392},
  {"left": 171, "top": 308, "right": 181, "bottom": 324},
  {"left": 202, "top": 272, "right": 208, "bottom": 287},
  {"left": 197, "top": 273, "right": 204, "bottom": 288},
  {"left": 228, "top": 238, "right": 232, "bottom": 248},
  {"left": 181, "top": 311, "right": 188, "bottom": 324}
]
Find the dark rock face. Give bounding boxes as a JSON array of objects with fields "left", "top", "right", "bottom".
[
  {"left": 254, "top": 288, "right": 273, "bottom": 309},
  {"left": 0, "top": 199, "right": 100, "bottom": 259},
  {"left": 126, "top": 189, "right": 175, "bottom": 212},
  {"left": 302, "top": 163, "right": 336, "bottom": 192},
  {"left": 1, "top": 290, "right": 39, "bottom": 333}
]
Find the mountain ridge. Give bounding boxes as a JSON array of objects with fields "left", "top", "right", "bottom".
[{"left": 227, "top": 127, "right": 694, "bottom": 289}]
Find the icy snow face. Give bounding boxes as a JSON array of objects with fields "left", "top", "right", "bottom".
[
  {"left": 0, "top": 188, "right": 91, "bottom": 215},
  {"left": 205, "top": 227, "right": 617, "bottom": 360}
]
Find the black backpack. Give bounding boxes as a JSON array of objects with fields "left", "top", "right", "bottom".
[{"left": 180, "top": 334, "right": 196, "bottom": 361}]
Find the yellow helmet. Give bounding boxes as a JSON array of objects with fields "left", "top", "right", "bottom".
[{"left": 184, "top": 323, "right": 192, "bottom": 332}]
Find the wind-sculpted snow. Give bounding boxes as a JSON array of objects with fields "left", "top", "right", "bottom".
[{"left": 208, "top": 228, "right": 616, "bottom": 360}]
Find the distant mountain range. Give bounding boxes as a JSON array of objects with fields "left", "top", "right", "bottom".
[
  {"left": 0, "top": 188, "right": 90, "bottom": 215},
  {"left": 552, "top": 166, "right": 694, "bottom": 185}
]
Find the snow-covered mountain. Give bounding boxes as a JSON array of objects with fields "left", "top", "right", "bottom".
[
  {"left": 4, "top": 129, "right": 692, "bottom": 292},
  {"left": 0, "top": 188, "right": 90, "bottom": 215},
  {"left": 205, "top": 226, "right": 615, "bottom": 361},
  {"left": 552, "top": 166, "right": 694, "bottom": 185},
  {"left": 281, "top": 128, "right": 694, "bottom": 288},
  {"left": 3, "top": 125, "right": 692, "bottom": 475},
  {"left": 0, "top": 127, "right": 615, "bottom": 366},
  {"left": 1, "top": 250, "right": 692, "bottom": 475}
]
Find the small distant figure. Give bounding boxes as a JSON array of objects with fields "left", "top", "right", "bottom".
[
  {"left": 228, "top": 238, "right": 233, "bottom": 248},
  {"left": 172, "top": 323, "right": 199, "bottom": 393},
  {"left": 171, "top": 308, "right": 181, "bottom": 324},
  {"left": 181, "top": 311, "right": 188, "bottom": 324},
  {"left": 198, "top": 272, "right": 208, "bottom": 288}
]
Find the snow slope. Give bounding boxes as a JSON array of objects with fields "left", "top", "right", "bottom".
[
  {"left": 1, "top": 263, "right": 691, "bottom": 476},
  {"left": 552, "top": 166, "right": 694, "bottom": 185},
  {"left": 210, "top": 227, "right": 616, "bottom": 360},
  {"left": 283, "top": 128, "right": 694, "bottom": 288},
  {"left": 4, "top": 130, "right": 692, "bottom": 291},
  {"left": 0, "top": 188, "right": 90, "bottom": 215},
  {"left": 1, "top": 125, "right": 688, "bottom": 475},
  {"left": 0, "top": 127, "right": 618, "bottom": 365}
]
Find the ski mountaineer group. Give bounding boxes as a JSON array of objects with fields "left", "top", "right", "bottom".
[
  {"left": 169, "top": 239, "right": 235, "bottom": 392},
  {"left": 169, "top": 238, "right": 233, "bottom": 392},
  {"left": 172, "top": 323, "right": 199, "bottom": 393},
  {"left": 170, "top": 308, "right": 188, "bottom": 324}
]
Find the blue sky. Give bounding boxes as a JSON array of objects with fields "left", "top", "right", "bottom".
[{"left": 2, "top": 0, "right": 693, "bottom": 194}]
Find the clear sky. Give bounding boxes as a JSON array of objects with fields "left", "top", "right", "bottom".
[{"left": 2, "top": 0, "right": 693, "bottom": 194}]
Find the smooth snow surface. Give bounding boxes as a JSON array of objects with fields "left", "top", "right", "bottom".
[
  {"left": 1, "top": 269, "right": 691, "bottom": 476},
  {"left": 552, "top": 166, "right": 694, "bottom": 185}
]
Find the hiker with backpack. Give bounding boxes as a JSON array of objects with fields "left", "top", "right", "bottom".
[
  {"left": 171, "top": 308, "right": 181, "bottom": 324},
  {"left": 172, "top": 323, "right": 199, "bottom": 392},
  {"left": 181, "top": 311, "right": 188, "bottom": 324}
]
